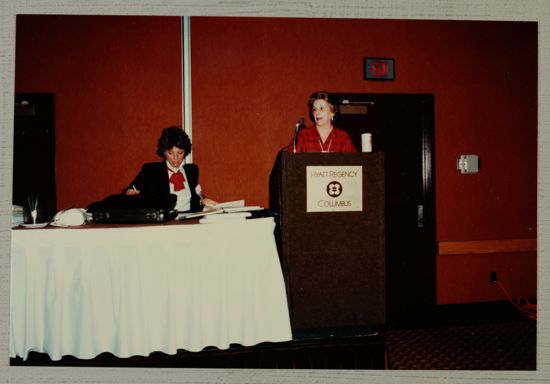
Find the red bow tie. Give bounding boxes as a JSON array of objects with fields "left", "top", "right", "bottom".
[{"left": 169, "top": 169, "right": 185, "bottom": 191}]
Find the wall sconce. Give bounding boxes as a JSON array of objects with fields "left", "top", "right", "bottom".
[{"left": 457, "top": 155, "right": 479, "bottom": 174}]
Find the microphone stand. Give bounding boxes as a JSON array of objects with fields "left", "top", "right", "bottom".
[{"left": 292, "top": 117, "right": 305, "bottom": 153}]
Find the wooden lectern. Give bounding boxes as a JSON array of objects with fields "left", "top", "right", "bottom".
[{"left": 274, "top": 152, "right": 385, "bottom": 329}]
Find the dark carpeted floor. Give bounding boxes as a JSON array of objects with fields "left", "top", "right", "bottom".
[{"left": 382, "top": 319, "right": 536, "bottom": 370}]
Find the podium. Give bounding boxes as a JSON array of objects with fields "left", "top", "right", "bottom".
[{"left": 274, "top": 152, "right": 385, "bottom": 329}]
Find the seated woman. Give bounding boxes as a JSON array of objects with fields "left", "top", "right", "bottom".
[
  {"left": 292, "top": 91, "right": 356, "bottom": 153},
  {"left": 125, "top": 126, "right": 216, "bottom": 212}
]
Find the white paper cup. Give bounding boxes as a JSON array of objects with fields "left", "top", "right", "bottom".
[{"left": 361, "top": 133, "right": 372, "bottom": 152}]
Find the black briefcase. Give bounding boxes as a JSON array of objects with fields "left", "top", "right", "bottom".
[
  {"left": 91, "top": 208, "right": 178, "bottom": 223},
  {"left": 87, "top": 193, "right": 178, "bottom": 224}
]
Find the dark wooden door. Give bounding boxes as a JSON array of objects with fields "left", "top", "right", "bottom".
[
  {"left": 331, "top": 93, "right": 436, "bottom": 325},
  {"left": 13, "top": 93, "right": 57, "bottom": 223}
]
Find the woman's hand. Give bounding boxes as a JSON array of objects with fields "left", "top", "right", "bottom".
[{"left": 126, "top": 186, "right": 140, "bottom": 196}]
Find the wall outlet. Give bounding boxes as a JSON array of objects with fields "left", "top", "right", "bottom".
[{"left": 489, "top": 272, "right": 497, "bottom": 284}]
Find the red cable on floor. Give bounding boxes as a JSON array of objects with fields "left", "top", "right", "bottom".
[{"left": 496, "top": 280, "right": 537, "bottom": 320}]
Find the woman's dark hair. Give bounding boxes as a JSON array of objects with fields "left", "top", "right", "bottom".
[
  {"left": 307, "top": 91, "right": 339, "bottom": 123},
  {"left": 156, "top": 126, "right": 192, "bottom": 158}
]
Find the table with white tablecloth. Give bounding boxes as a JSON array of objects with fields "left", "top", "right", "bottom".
[{"left": 10, "top": 217, "right": 292, "bottom": 361}]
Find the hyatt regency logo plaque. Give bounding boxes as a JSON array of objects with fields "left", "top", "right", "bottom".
[{"left": 306, "top": 166, "right": 363, "bottom": 212}]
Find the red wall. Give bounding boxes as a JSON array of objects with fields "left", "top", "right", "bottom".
[
  {"left": 14, "top": 15, "right": 537, "bottom": 304},
  {"left": 437, "top": 252, "right": 536, "bottom": 304},
  {"left": 15, "top": 15, "right": 183, "bottom": 208}
]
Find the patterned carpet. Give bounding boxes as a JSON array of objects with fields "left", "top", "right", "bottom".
[{"left": 382, "top": 320, "right": 536, "bottom": 370}]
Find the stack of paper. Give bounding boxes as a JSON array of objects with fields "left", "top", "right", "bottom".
[
  {"left": 213, "top": 200, "right": 263, "bottom": 213},
  {"left": 178, "top": 199, "right": 263, "bottom": 221},
  {"left": 199, "top": 211, "right": 252, "bottom": 223},
  {"left": 177, "top": 206, "right": 223, "bottom": 220},
  {"left": 212, "top": 200, "right": 245, "bottom": 209},
  {"left": 222, "top": 206, "right": 263, "bottom": 213}
]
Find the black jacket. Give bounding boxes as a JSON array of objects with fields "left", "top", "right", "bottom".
[{"left": 125, "top": 161, "right": 202, "bottom": 212}]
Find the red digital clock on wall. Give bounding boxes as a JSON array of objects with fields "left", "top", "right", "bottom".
[{"left": 364, "top": 57, "right": 395, "bottom": 81}]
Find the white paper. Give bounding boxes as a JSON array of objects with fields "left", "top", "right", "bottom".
[
  {"left": 213, "top": 199, "right": 245, "bottom": 208},
  {"left": 199, "top": 211, "right": 252, "bottom": 223},
  {"left": 223, "top": 206, "right": 262, "bottom": 213}
]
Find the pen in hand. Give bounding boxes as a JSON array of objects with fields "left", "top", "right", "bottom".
[{"left": 127, "top": 184, "right": 140, "bottom": 196}]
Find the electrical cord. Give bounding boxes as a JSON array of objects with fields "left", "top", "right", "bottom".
[{"left": 496, "top": 280, "right": 537, "bottom": 320}]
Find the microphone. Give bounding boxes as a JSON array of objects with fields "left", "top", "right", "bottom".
[{"left": 293, "top": 117, "right": 305, "bottom": 153}]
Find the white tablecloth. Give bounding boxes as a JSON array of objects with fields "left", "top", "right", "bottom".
[{"left": 10, "top": 217, "right": 291, "bottom": 361}]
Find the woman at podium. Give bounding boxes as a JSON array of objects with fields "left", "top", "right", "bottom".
[
  {"left": 125, "top": 126, "right": 216, "bottom": 212},
  {"left": 292, "top": 91, "right": 356, "bottom": 153}
]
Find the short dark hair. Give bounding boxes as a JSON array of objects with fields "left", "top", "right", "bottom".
[
  {"left": 307, "top": 91, "right": 339, "bottom": 123},
  {"left": 156, "top": 126, "right": 192, "bottom": 158}
]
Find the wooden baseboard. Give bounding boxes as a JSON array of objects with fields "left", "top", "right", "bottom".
[{"left": 438, "top": 238, "right": 536, "bottom": 255}]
